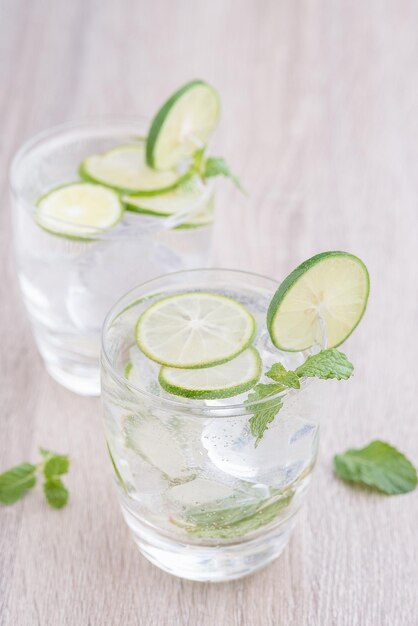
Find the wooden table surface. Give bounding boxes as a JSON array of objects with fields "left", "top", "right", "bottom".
[{"left": 1, "top": 1, "right": 417, "bottom": 624}]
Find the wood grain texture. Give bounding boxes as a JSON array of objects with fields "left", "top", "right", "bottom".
[{"left": 1, "top": 0, "right": 418, "bottom": 624}]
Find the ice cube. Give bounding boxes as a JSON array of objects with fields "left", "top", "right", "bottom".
[
  {"left": 118, "top": 447, "right": 168, "bottom": 499},
  {"left": 202, "top": 411, "right": 318, "bottom": 488},
  {"left": 123, "top": 414, "right": 196, "bottom": 482},
  {"left": 168, "top": 478, "right": 235, "bottom": 507}
]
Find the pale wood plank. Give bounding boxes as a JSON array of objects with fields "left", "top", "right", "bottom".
[{"left": 1, "top": 1, "right": 417, "bottom": 624}]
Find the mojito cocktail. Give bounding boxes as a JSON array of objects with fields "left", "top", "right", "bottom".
[{"left": 101, "top": 254, "right": 369, "bottom": 581}]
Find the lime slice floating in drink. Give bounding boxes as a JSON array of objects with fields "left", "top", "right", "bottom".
[
  {"left": 79, "top": 144, "right": 182, "bottom": 195},
  {"left": 136, "top": 292, "right": 255, "bottom": 368},
  {"left": 35, "top": 182, "right": 123, "bottom": 239},
  {"left": 123, "top": 177, "right": 209, "bottom": 217},
  {"left": 146, "top": 80, "right": 220, "bottom": 170},
  {"left": 159, "top": 347, "right": 262, "bottom": 399},
  {"left": 174, "top": 200, "right": 214, "bottom": 229},
  {"left": 267, "top": 251, "right": 370, "bottom": 351}
]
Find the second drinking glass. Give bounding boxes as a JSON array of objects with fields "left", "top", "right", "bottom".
[{"left": 11, "top": 119, "right": 215, "bottom": 395}]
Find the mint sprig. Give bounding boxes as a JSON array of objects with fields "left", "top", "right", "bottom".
[
  {"left": 246, "top": 348, "right": 353, "bottom": 445},
  {"left": 334, "top": 440, "right": 417, "bottom": 495},
  {"left": 202, "top": 156, "right": 245, "bottom": 192},
  {"left": 191, "top": 149, "right": 245, "bottom": 192},
  {"left": 0, "top": 448, "right": 70, "bottom": 508}
]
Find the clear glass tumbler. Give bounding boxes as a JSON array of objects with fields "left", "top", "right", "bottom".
[
  {"left": 10, "top": 120, "right": 214, "bottom": 396},
  {"left": 101, "top": 269, "right": 322, "bottom": 582}
]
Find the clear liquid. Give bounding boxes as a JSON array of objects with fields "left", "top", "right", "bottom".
[
  {"left": 12, "top": 126, "right": 213, "bottom": 395},
  {"left": 102, "top": 284, "right": 321, "bottom": 546}
]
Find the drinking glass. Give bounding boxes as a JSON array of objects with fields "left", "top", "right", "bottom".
[
  {"left": 101, "top": 269, "right": 322, "bottom": 582},
  {"left": 10, "top": 120, "right": 214, "bottom": 395}
]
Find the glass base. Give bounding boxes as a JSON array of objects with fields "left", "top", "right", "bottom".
[
  {"left": 122, "top": 506, "right": 296, "bottom": 582},
  {"left": 46, "top": 362, "right": 100, "bottom": 396}
]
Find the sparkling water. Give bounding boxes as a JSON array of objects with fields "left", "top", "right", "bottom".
[
  {"left": 11, "top": 120, "right": 214, "bottom": 395},
  {"left": 101, "top": 270, "right": 322, "bottom": 581}
]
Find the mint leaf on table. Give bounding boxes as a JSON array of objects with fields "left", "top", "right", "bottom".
[
  {"left": 295, "top": 348, "right": 353, "bottom": 380},
  {"left": 0, "top": 463, "right": 36, "bottom": 504},
  {"left": 203, "top": 156, "right": 245, "bottom": 192},
  {"left": 0, "top": 448, "right": 70, "bottom": 508},
  {"left": 334, "top": 440, "right": 417, "bottom": 494},
  {"left": 43, "top": 478, "right": 69, "bottom": 509},
  {"left": 41, "top": 451, "right": 70, "bottom": 479}
]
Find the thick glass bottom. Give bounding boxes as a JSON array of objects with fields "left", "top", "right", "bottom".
[{"left": 122, "top": 505, "right": 297, "bottom": 582}]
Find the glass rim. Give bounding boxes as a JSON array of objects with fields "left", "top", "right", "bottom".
[
  {"left": 9, "top": 116, "right": 214, "bottom": 240},
  {"left": 101, "top": 267, "right": 321, "bottom": 416}
]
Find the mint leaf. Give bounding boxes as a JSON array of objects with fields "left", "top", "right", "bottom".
[
  {"left": 43, "top": 478, "right": 69, "bottom": 508},
  {"left": 247, "top": 383, "right": 285, "bottom": 401},
  {"left": 247, "top": 349, "right": 354, "bottom": 445},
  {"left": 43, "top": 454, "right": 69, "bottom": 479},
  {"left": 0, "top": 463, "right": 37, "bottom": 504},
  {"left": 0, "top": 448, "right": 70, "bottom": 508},
  {"left": 184, "top": 493, "right": 294, "bottom": 539},
  {"left": 203, "top": 156, "right": 245, "bottom": 192},
  {"left": 249, "top": 403, "right": 282, "bottom": 447},
  {"left": 334, "top": 440, "right": 417, "bottom": 494},
  {"left": 192, "top": 146, "right": 206, "bottom": 170},
  {"left": 296, "top": 348, "right": 353, "bottom": 380},
  {"left": 267, "top": 363, "right": 300, "bottom": 389},
  {"left": 246, "top": 384, "right": 284, "bottom": 445}
]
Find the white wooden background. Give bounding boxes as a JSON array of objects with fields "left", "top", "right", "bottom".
[{"left": 1, "top": 1, "right": 417, "bottom": 624}]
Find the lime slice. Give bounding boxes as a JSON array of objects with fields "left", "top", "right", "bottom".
[
  {"left": 146, "top": 80, "right": 220, "bottom": 170},
  {"left": 36, "top": 182, "right": 123, "bottom": 238},
  {"left": 136, "top": 292, "right": 255, "bottom": 368},
  {"left": 123, "top": 177, "right": 209, "bottom": 217},
  {"left": 267, "top": 251, "right": 370, "bottom": 351},
  {"left": 159, "top": 347, "right": 261, "bottom": 399},
  {"left": 79, "top": 144, "right": 182, "bottom": 195}
]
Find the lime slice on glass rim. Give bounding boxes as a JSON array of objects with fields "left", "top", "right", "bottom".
[
  {"left": 267, "top": 251, "right": 370, "bottom": 351},
  {"left": 79, "top": 144, "right": 183, "bottom": 195},
  {"left": 136, "top": 292, "right": 255, "bottom": 368},
  {"left": 35, "top": 182, "right": 123, "bottom": 239},
  {"left": 146, "top": 80, "right": 220, "bottom": 170},
  {"left": 159, "top": 347, "right": 262, "bottom": 399}
]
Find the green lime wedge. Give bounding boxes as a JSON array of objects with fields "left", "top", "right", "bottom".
[
  {"left": 267, "top": 251, "right": 370, "bottom": 351},
  {"left": 35, "top": 182, "right": 123, "bottom": 239},
  {"left": 136, "top": 292, "right": 255, "bottom": 368},
  {"left": 146, "top": 80, "right": 220, "bottom": 170},
  {"left": 159, "top": 347, "right": 261, "bottom": 399},
  {"left": 79, "top": 144, "right": 183, "bottom": 195}
]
